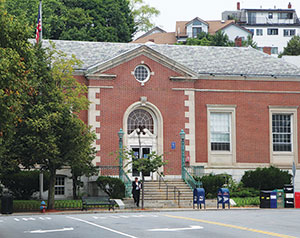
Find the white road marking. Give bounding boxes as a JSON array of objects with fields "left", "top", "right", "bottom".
[
  {"left": 109, "top": 216, "right": 120, "bottom": 219},
  {"left": 45, "top": 217, "right": 52, "bottom": 220},
  {"left": 39, "top": 217, "right": 45, "bottom": 220},
  {"left": 148, "top": 225, "right": 203, "bottom": 232},
  {"left": 27, "top": 218, "right": 35, "bottom": 221},
  {"left": 22, "top": 218, "right": 29, "bottom": 221},
  {"left": 67, "top": 216, "right": 138, "bottom": 238},
  {"left": 14, "top": 218, "right": 20, "bottom": 222},
  {"left": 0, "top": 220, "right": 3, "bottom": 223},
  {"left": 25, "top": 228, "right": 74, "bottom": 234},
  {"left": 119, "top": 215, "right": 130, "bottom": 218}
]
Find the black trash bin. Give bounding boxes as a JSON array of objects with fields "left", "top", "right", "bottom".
[{"left": 1, "top": 194, "right": 13, "bottom": 214}]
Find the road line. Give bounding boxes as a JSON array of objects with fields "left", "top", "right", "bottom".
[
  {"left": 14, "top": 218, "right": 20, "bottom": 222},
  {"left": 25, "top": 228, "right": 74, "bottom": 234},
  {"left": 67, "top": 216, "right": 138, "bottom": 238},
  {"left": 39, "top": 217, "right": 45, "bottom": 220},
  {"left": 164, "top": 215, "right": 297, "bottom": 238},
  {"left": 148, "top": 225, "right": 203, "bottom": 232}
]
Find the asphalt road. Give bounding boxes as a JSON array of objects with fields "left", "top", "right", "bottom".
[{"left": 0, "top": 209, "right": 299, "bottom": 238}]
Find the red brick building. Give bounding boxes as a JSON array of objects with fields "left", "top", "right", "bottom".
[{"left": 45, "top": 40, "right": 300, "bottom": 197}]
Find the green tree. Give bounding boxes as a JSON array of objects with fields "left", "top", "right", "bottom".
[
  {"left": 129, "top": 0, "right": 160, "bottom": 34},
  {"left": 0, "top": 5, "right": 38, "bottom": 175},
  {"left": 5, "top": 0, "right": 135, "bottom": 42},
  {"left": 280, "top": 35, "right": 300, "bottom": 56}
]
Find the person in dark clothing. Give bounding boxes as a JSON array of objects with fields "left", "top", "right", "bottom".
[{"left": 132, "top": 177, "right": 142, "bottom": 207}]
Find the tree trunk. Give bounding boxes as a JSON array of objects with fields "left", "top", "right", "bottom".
[
  {"left": 72, "top": 174, "right": 77, "bottom": 200},
  {"left": 47, "top": 169, "right": 56, "bottom": 210}
]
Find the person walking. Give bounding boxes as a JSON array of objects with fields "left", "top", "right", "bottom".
[{"left": 132, "top": 177, "right": 142, "bottom": 207}]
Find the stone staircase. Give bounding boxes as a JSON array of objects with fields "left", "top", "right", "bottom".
[{"left": 123, "top": 179, "right": 194, "bottom": 208}]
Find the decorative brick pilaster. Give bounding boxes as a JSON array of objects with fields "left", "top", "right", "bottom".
[
  {"left": 184, "top": 90, "right": 196, "bottom": 165},
  {"left": 88, "top": 87, "right": 101, "bottom": 165}
]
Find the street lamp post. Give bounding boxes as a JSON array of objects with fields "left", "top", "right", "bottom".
[
  {"left": 136, "top": 126, "right": 146, "bottom": 209},
  {"left": 118, "top": 129, "right": 124, "bottom": 178},
  {"left": 180, "top": 129, "right": 186, "bottom": 179}
]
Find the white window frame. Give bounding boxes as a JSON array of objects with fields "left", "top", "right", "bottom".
[
  {"left": 55, "top": 176, "right": 65, "bottom": 196},
  {"left": 256, "top": 29, "right": 263, "bottom": 36},
  {"left": 192, "top": 26, "right": 202, "bottom": 38},
  {"left": 207, "top": 105, "right": 236, "bottom": 166},
  {"left": 210, "top": 112, "right": 231, "bottom": 151},
  {"left": 133, "top": 64, "right": 151, "bottom": 86}
]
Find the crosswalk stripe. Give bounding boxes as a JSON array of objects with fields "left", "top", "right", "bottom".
[{"left": 14, "top": 218, "right": 20, "bottom": 222}]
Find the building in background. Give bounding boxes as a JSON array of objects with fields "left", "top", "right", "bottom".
[
  {"left": 42, "top": 40, "right": 300, "bottom": 198},
  {"left": 222, "top": 2, "right": 300, "bottom": 55},
  {"left": 132, "top": 18, "right": 251, "bottom": 45}
]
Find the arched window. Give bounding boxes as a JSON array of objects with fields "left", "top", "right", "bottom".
[{"left": 127, "top": 109, "right": 154, "bottom": 134}]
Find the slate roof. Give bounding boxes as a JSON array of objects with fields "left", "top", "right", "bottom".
[{"left": 41, "top": 39, "right": 300, "bottom": 78}]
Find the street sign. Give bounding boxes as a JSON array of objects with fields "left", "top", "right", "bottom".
[{"left": 171, "top": 142, "right": 176, "bottom": 149}]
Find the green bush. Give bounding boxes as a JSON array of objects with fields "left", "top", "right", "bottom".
[
  {"left": 230, "top": 187, "right": 260, "bottom": 198},
  {"left": 0, "top": 170, "right": 50, "bottom": 199},
  {"left": 241, "top": 166, "right": 292, "bottom": 190},
  {"left": 195, "top": 173, "right": 229, "bottom": 198},
  {"left": 96, "top": 176, "right": 125, "bottom": 199}
]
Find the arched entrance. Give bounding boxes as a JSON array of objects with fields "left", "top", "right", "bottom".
[{"left": 123, "top": 100, "right": 163, "bottom": 180}]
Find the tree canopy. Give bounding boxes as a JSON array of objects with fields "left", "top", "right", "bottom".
[
  {"left": 1, "top": 8, "right": 96, "bottom": 208},
  {"left": 182, "top": 31, "right": 257, "bottom": 48},
  {"left": 280, "top": 36, "right": 300, "bottom": 57},
  {"left": 5, "top": 0, "right": 136, "bottom": 42}
]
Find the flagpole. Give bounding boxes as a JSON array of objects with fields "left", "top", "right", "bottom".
[{"left": 40, "top": 0, "right": 42, "bottom": 42}]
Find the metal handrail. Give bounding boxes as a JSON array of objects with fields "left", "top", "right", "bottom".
[
  {"left": 120, "top": 168, "right": 132, "bottom": 198},
  {"left": 158, "top": 174, "right": 181, "bottom": 206},
  {"left": 182, "top": 167, "right": 202, "bottom": 190}
]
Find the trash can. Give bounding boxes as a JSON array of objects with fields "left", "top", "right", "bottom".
[
  {"left": 284, "top": 184, "right": 294, "bottom": 208},
  {"left": 295, "top": 192, "right": 300, "bottom": 209},
  {"left": 273, "top": 189, "right": 284, "bottom": 208},
  {"left": 217, "top": 188, "right": 230, "bottom": 209},
  {"left": 1, "top": 194, "right": 13, "bottom": 214},
  {"left": 193, "top": 188, "right": 205, "bottom": 209}
]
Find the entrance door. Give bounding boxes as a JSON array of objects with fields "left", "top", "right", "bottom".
[{"left": 132, "top": 147, "right": 151, "bottom": 177}]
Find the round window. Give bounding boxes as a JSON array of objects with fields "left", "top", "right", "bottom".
[{"left": 134, "top": 65, "right": 150, "bottom": 83}]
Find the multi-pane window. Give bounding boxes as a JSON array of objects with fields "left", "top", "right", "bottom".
[
  {"left": 271, "top": 47, "right": 278, "bottom": 55},
  {"left": 272, "top": 114, "right": 292, "bottom": 152},
  {"left": 267, "top": 28, "right": 278, "bottom": 35},
  {"left": 279, "top": 12, "right": 293, "bottom": 19},
  {"left": 210, "top": 113, "right": 231, "bottom": 151},
  {"left": 55, "top": 176, "right": 65, "bottom": 195},
  {"left": 256, "top": 29, "right": 263, "bottom": 36},
  {"left": 127, "top": 109, "right": 154, "bottom": 134},
  {"left": 283, "top": 29, "right": 296, "bottom": 37},
  {"left": 192, "top": 27, "right": 202, "bottom": 38},
  {"left": 134, "top": 65, "right": 150, "bottom": 82}
]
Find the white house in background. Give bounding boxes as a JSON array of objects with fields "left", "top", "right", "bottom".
[
  {"left": 175, "top": 17, "right": 251, "bottom": 43},
  {"left": 222, "top": 2, "right": 300, "bottom": 55}
]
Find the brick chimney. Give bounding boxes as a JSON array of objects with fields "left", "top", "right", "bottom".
[
  {"left": 288, "top": 2, "right": 292, "bottom": 9},
  {"left": 235, "top": 37, "right": 242, "bottom": 47},
  {"left": 237, "top": 2, "right": 240, "bottom": 10},
  {"left": 263, "top": 47, "right": 271, "bottom": 55}
]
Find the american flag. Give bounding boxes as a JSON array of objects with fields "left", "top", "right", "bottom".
[{"left": 35, "top": 1, "right": 42, "bottom": 44}]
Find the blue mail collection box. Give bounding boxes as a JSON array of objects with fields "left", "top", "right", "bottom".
[
  {"left": 193, "top": 188, "right": 205, "bottom": 209},
  {"left": 217, "top": 188, "right": 230, "bottom": 209}
]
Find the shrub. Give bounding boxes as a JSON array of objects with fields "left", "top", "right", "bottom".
[
  {"left": 230, "top": 187, "right": 260, "bottom": 198},
  {"left": 96, "top": 176, "right": 125, "bottom": 199},
  {"left": 241, "top": 166, "right": 292, "bottom": 190},
  {"left": 195, "top": 173, "right": 229, "bottom": 198},
  {"left": 0, "top": 170, "right": 50, "bottom": 199}
]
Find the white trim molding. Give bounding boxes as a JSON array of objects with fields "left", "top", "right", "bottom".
[
  {"left": 184, "top": 90, "right": 196, "bottom": 166},
  {"left": 206, "top": 105, "right": 237, "bottom": 166},
  {"left": 269, "top": 106, "right": 298, "bottom": 166},
  {"left": 88, "top": 87, "right": 101, "bottom": 165}
]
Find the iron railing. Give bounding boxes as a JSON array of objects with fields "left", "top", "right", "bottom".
[
  {"left": 120, "top": 168, "right": 132, "bottom": 198},
  {"left": 158, "top": 174, "right": 181, "bottom": 206},
  {"left": 182, "top": 167, "right": 202, "bottom": 189}
]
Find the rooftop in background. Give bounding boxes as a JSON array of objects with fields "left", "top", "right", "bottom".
[{"left": 40, "top": 39, "right": 300, "bottom": 78}]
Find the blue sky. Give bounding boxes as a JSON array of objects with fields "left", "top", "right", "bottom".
[{"left": 143, "top": 0, "right": 300, "bottom": 32}]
